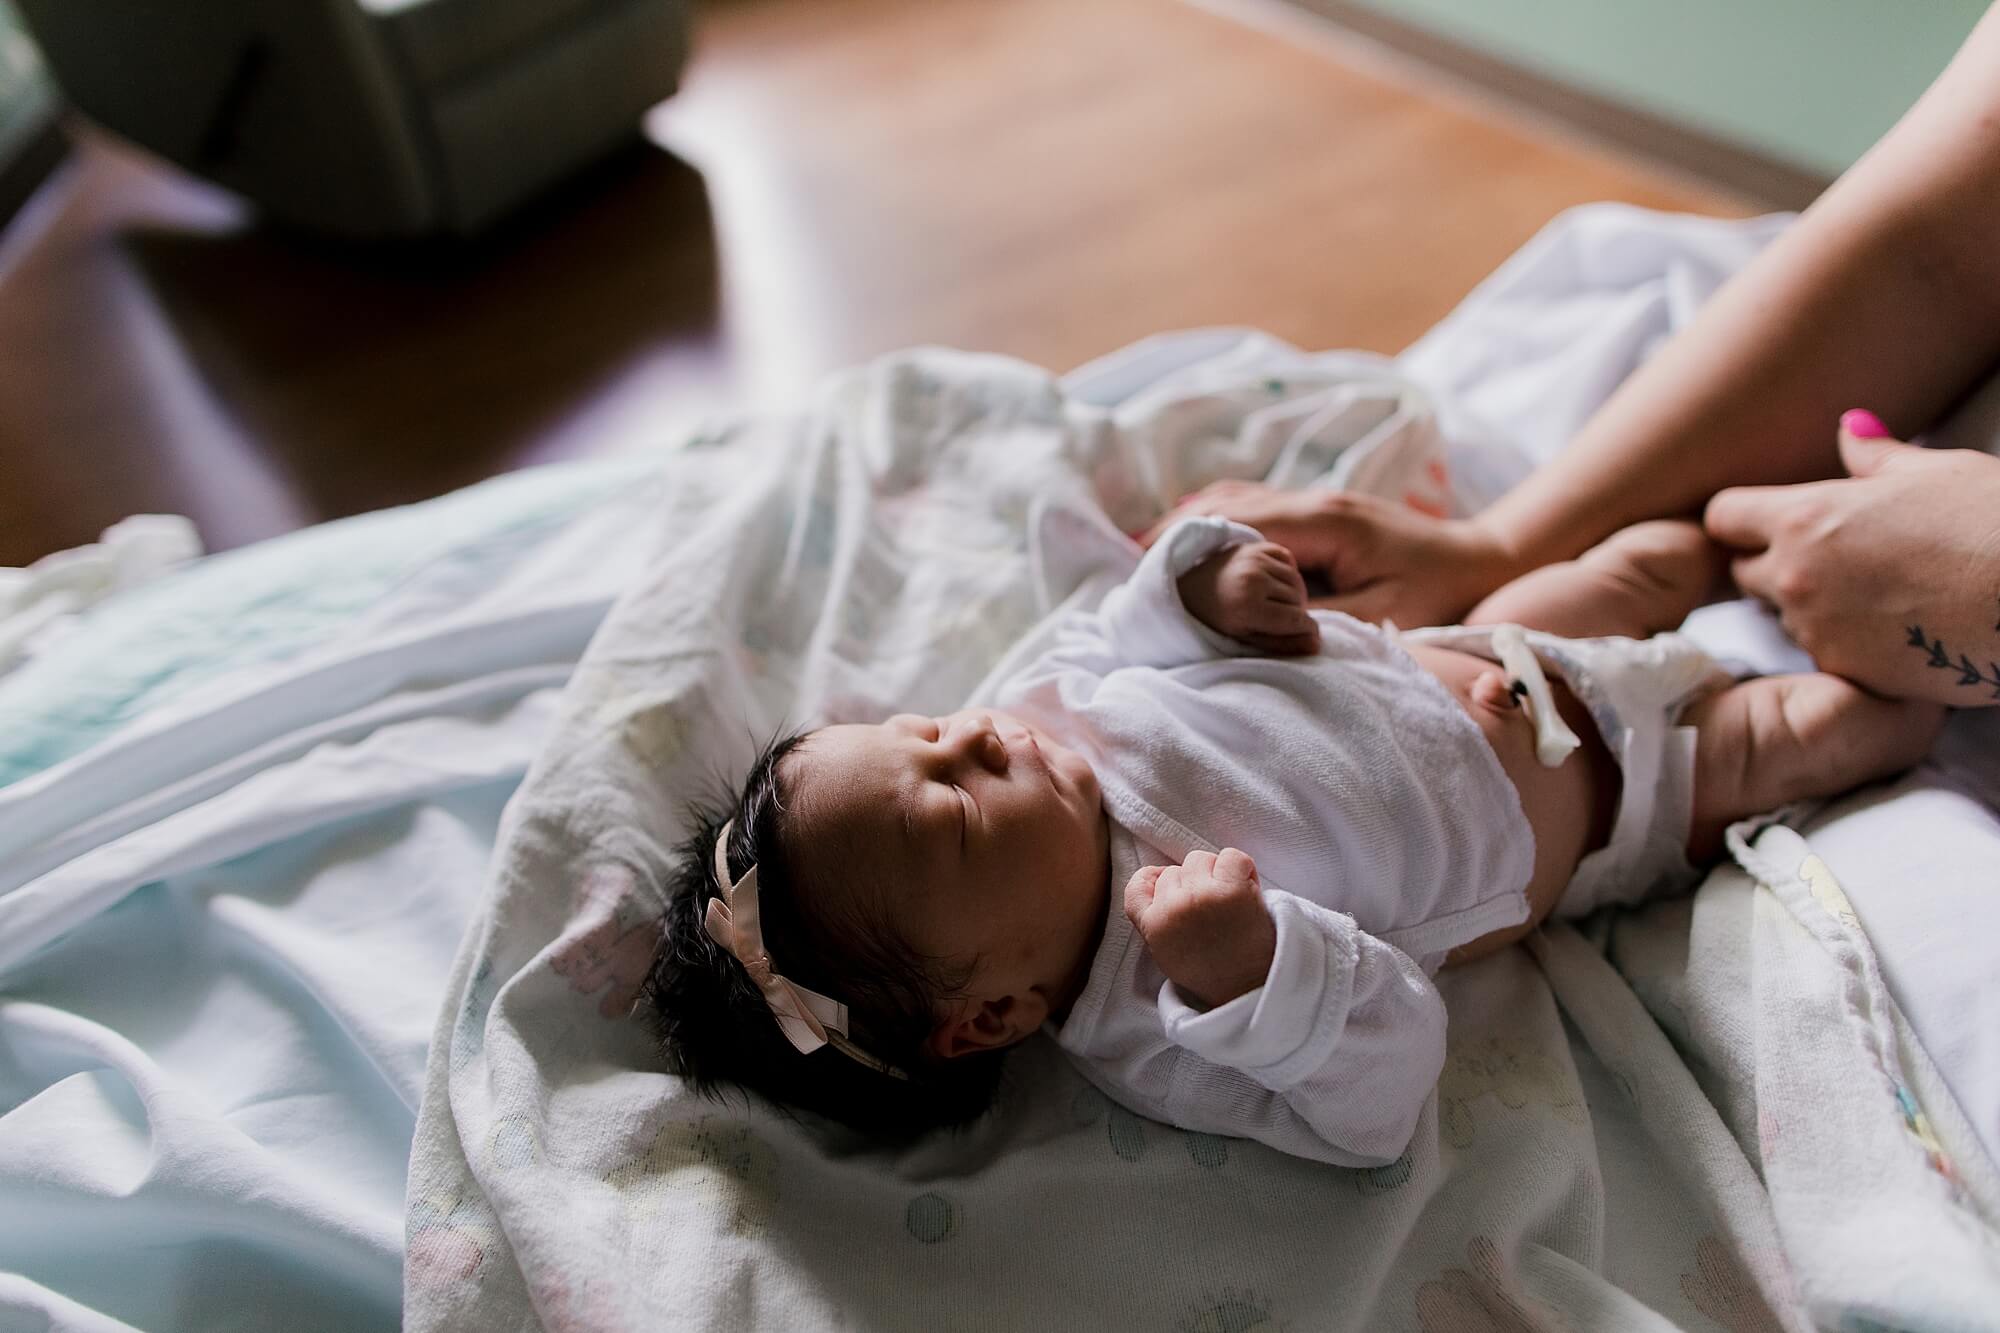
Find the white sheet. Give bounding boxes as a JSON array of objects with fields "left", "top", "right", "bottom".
[
  {"left": 0, "top": 516, "right": 201, "bottom": 674},
  {"left": 0, "top": 461, "right": 670, "bottom": 1331}
]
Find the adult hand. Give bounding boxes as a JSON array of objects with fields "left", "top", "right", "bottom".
[
  {"left": 1705, "top": 410, "right": 2000, "bottom": 706},
  {"left": 1141, "top": 481, "right": 1520, "bottom": 627}
]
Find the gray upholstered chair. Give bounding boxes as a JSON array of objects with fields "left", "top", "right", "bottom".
[{"left": 17, "top": 0, "right": 692, "bottom": 236}]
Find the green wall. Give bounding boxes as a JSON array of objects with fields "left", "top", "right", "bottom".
[{"left": 1343, "top": 0, "right": 1986, "bottom": 176}]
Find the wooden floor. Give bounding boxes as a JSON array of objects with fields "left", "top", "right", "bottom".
[{"left": 0, "top": 0, "right": 1746, "bottom": 567}]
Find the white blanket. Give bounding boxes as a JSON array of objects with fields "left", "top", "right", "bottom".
[
  {"left": 0, "top": 460, "right": 671, "bottom": 1332},
  {"left": 10, "top": 203, "right": 2000, "bottom": 1332},
  {"left": 406, "top": 210, "right": 2000, "bottom": 1332},
  {"left": 399, "top": 205, "right": 1983, "bottom": 1331},
  {"left": 409, "top": 341, "right": 1764, "bottom": 1333}
]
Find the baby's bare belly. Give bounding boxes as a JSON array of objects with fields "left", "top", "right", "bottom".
[{"left": 1403, "top": 643, "right": 1616, "bottom": 948}]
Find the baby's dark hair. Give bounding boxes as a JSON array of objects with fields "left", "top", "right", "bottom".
[{"left": 642, "top": 730, "right": 1007, "bottom": 1139}]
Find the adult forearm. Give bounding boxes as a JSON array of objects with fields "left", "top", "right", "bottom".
[
  {"left": 1476, "top": 7, "right": 2000, "bottom": 569},
  {"left": 1477, "top": 213, "right": 1992, "bottom": 566}
]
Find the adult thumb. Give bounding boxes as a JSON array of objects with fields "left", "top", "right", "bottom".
[{"left": 1837, "top": 408, "right": 1918, "bottom": 477}]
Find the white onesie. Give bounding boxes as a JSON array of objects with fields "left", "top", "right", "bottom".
[{"left": 994, "top": 515, "right": 1719, "bottom": 1167}]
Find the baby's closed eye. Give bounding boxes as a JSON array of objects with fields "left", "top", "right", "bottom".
[{"left": 915, "top": 781, "right": 970, "bottom": 854}]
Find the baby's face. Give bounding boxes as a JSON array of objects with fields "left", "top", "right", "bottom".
[{"left": 788, "top": 709, "right": 1110, "bottom": 1022}]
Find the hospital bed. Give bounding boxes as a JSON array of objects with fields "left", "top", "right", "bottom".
[{"left": 4, "top": 205, "right": 1998, "bottom": 1332}]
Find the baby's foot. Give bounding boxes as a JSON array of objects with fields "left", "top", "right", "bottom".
[
  {"left": 1467, "top": 519, "right": 1725, "bottom": 640},
  {"left": 1684, "top": 673, "right": 1944, "bottom": 857}
]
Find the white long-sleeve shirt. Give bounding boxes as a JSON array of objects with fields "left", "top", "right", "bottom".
[{"left": 994, "top": 516, "right": 1534, "bottom": 1166}]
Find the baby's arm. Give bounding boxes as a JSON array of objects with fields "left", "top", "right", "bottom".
[
  {"left": 1178, "top": 541, "right": 1322, "bottom": 656},
  {"left": 1120, "top": 849, "right": 1447, "bottom": 1167},
  {"left": 998, "top": 516, "right": 1312, "bottom": 714},
  {"left": 1098, "top": 515, "right": 1317, "bottom": 666},
  {"left": 1464, "top": 518, "right": 1722, "bottom": 640}
]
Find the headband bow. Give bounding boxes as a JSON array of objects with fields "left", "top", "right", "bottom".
[{"left": 703, "top": 821, "right": 907, "bottom": 1080}]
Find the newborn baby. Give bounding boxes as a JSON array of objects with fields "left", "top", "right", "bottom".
[{"left": 644, "top": 515, "right": 1937, "bottom": 1164}]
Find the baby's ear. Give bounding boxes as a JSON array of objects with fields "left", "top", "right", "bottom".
[{"left": 926, "top": 995, "right": 1043, "bottom": 1060}]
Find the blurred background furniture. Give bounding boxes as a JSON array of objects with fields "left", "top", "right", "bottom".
[
  {"left": 0, "top": 2, "right": 61, "bottom": 224},
  {"left": 13, "top": 0, "right": 693, "bottom": 236}
]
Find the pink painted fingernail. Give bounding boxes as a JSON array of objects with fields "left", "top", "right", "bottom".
[{"left": 1841, "top": 408, "right": 1890, "bottom": 439}]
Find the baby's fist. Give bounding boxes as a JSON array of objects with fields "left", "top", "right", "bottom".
[
  {"left": 1123, "top": 848, "right": 1276, "bottom": 1010},
  {"left": 1178, "top": 542, "right": 1321, "bottom": 655}
]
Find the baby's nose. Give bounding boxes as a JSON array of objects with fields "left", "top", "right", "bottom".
[{"left": 953, "top": 715, "right": 1009, "bottom": 772}]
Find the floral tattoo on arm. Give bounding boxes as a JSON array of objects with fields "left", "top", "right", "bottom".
[{"left": 1904, "top": 597, "right": 2000, "bottom": 699}]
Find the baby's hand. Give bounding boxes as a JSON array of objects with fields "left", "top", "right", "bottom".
[
  {"left": 1123, "top": 848, "right": 1276, "bottom": 1010},
  {"left": 1178, "top": 542, "right": 1321, "bottom": 655}
]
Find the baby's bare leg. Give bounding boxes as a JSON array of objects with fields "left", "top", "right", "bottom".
[
  {"left": 1466, "top": 519, "right": 1724, "bottom": 639},
  {"left": 1682, "top": 674, "right": 1944, "bottom": 860}
]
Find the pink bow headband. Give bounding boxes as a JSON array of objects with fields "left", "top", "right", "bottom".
[{"left": 704, "top": 821, "right": 907, "bottom": 1080}]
